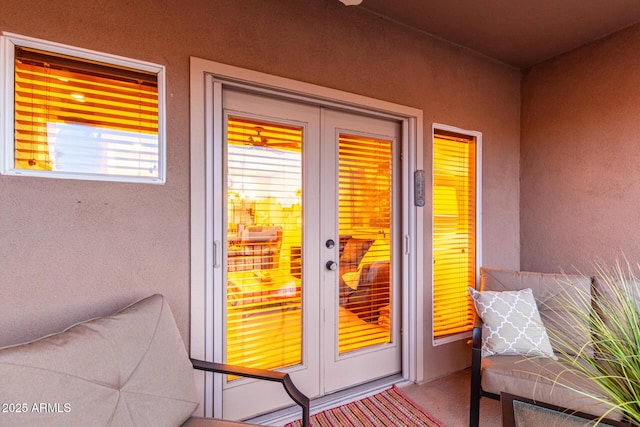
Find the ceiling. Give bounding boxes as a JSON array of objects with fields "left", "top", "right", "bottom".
[{"left": 356, "top": 0, "right": 640, "bottom": 68}]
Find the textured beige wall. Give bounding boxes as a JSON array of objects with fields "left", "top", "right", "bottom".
[
  {"left": 521, "top": 24, "right": 640, "bottom": 274},
  {"left": 0, "top": 0, "right": 520, "bottom": 381}
]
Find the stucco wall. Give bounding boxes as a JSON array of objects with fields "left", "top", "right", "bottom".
[
  {"left": 0, "top": 0, "right": 520, "bottom": 381},
  {"left": 521, "top": 24, "right": 640, "bottom": 274}
]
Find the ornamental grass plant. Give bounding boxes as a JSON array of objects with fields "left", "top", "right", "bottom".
[{"left": 543, "top": 257, "right": 640, "bottom": 425}]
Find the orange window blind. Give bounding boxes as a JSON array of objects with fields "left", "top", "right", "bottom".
[
  {"left": 433, "top": 130, "right": 477, "bottom": 339},
  {"left": 338, "top": 133, "right": 392, "bottom": 353},
  {"left": 225, "top": 117, "right": 303, "bottom": 373},
  {"left": 13, "top": 47, "right": 159, "bottom": 178}
]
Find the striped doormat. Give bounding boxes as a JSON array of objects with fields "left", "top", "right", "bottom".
[{"left": 285, "top": 385, "right": 444, "bottom": 427}]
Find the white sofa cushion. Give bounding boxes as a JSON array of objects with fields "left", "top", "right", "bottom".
[{"left": 0, "top": 294, "right": 198, "bottom": 426}]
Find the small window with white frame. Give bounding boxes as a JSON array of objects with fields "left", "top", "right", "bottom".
[
  {"left": 432, "top": 124, "right": 482, "bottom": 344},
  {"left": 0, "top": 33, "right": 165, "bottom": 183}
]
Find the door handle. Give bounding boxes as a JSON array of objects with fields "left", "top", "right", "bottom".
[
  {"left": 326, "top": 261, "right": 338, "bottom": 271},
  {"left": 213, "top": 240, "right": 221, "bottom": 269}
]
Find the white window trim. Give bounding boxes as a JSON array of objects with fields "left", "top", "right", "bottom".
[
  {"left": 431, "top": 122, "right": 483, "bottom": 346},
  {"left": 189, "top": 56, "right": 424, "bottom": 417},
  {"left": 0, "top": 32, "right": 166, "bottom": 184}
]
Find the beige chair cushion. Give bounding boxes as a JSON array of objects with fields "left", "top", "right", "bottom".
[
  {"left": 480, "top": 267, "right": 593, "bottom": 356},
  {"left": 481, "top": 355, "right": 621, "bottom": 420},
  {"left": 0, "top": 294, "right": 198, "bottom": 426}
]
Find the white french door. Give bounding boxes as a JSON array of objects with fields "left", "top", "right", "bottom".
[
  {"left": 320, "top": 109, "right": 401, "bottom": 392},
  {"left": 217, "top": 89, "right": 402, "bottom": 420}
]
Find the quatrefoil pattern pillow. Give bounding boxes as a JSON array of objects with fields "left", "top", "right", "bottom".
[{"left": 469, "top": 287, "right": 556, "bottom": 359}]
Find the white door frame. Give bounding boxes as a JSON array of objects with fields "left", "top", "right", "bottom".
[{"left": 189, "top": 56, "right": 424, "bottom": 418}]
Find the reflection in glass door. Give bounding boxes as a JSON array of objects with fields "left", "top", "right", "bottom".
[
  {"left": 226, "top": 117, "right": 303, "bottom": 372},
  {"left": 337, "top": 133, "right": 392, "bottom": 354}
]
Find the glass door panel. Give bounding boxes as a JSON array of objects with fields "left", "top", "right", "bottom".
[
  {"left": 337, "top": 133, "right": 393, "bottom": 354},
  {"left": 226, "top": 117, "right": 303, "bottom": 371}
]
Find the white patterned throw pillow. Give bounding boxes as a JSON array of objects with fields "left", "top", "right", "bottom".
[{"left": 468, "top": 287, "right": 556, "bottom": 359}]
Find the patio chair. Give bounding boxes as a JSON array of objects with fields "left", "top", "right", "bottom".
[{"left": 0, "top": 293, "right": 309, "bottom": 426}]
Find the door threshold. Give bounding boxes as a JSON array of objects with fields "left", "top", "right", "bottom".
[{"left": 247, "top": 374, "right": 407, "bottom": 426}]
